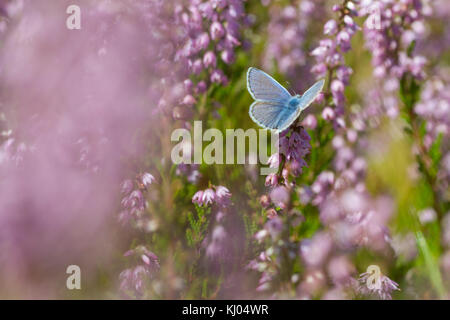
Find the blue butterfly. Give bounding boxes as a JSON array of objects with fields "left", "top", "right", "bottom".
[{"left": 247, "top": 67, "right": 324, "bottom": 133}]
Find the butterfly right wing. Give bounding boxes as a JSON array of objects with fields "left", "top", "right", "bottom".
[
  {"left": 249, "top": 100, "right": 294, "bottom": 131},
  {"left": 247, "top": 67, "right": 292, "bottom": 103},
  {"left": 298, "top": 79, "right": 325, "bottom": 111}
]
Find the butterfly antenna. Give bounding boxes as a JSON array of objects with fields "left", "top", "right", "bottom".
[{"left": 285, "top": 81, "right": 296, "bottom": 95}]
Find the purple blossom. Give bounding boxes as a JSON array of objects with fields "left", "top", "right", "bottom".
[
  {"left": 361, "top": 0, "right": 429, "bottom": 81},
  {"left": 301, "top": 114, "right": 318, "bottom": 129},
  {"left": 327, "top": 255, "right": 355, "bottom": 286},
  {"left": 210, "top": 21, "right": 225, "bottom": 40},
  {"left": 206, "top": 225, "right": 229, "bottom": 259},
  {"left": 121, "top": 179, "right": 134, "bottom": 195},
  {"left": 203, "top": 51, "right": 217, "bottom": 68},
  {"left": 119, "top": 266, "right": 150, "bottom": 298},
  {"left": 192, "top": 190, "right": 205, "bottom": 205},
  {"left": 269, "top": 186, "right": 290, "bottom": 209},
  {"left": 265, "top": 216, "right": 283, "bottom": 240},
  {"left": 300, "top": 232, "right": 332, "bottom": 268},
  {"left": 265, "top": 173, "right": 278, "bottom": 187},
  {"left": 259, "top": 194, "right": 271, "bottom": 208},
  {"left": 414, "top": 74, "right": 450, "bottom": 148},
  {"left": 310, "top": 1, "right": 359, "bottom": 119},
  {"left": 215, "top": 185, "right": 231, "bottom": 206},
  {"left": 263, "top": 1, "right": 325, "bottom": 91},
  {"left": 119, "top": 246, "right": 160, "bottom": 298},
  {"left": 358, "top": 271, "right": 400, "bottom": 300},
  {"left": 221, "top": 49, "right": 235, "bottom": 64},
  {"left": 192, "top": 185, "right": 232, "bottom": 207},
  {"left": 203, "top": 188, "right": 217, "bottom": 206},
  {"left": 175, "top": 0, "right": 248, "bottom": 118},
  {"left": 210, "top": 69, "right": 228, "bottom": 84},
  {"left": 141, "top": 173, "right": 155, "bottom": 188},
  {"left": 324, "top": 19, "right": 338, "bottom": 35}
]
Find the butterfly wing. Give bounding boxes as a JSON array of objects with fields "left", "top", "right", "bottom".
[
  {"left": 298, "top": 79, "right": 325, "bottom": 111},
  {"left": 247, "top": 67, "right": 292, "bottom": 103},
  {"left": 249, "top": 101, "right": 296, "bottom": 132},
  {"left": 273, "top": 79, "right": 325, "bottom": 132}
]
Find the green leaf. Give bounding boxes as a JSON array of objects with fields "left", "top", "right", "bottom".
[
  {"left": 429, "top": 133, "right": 443, "bottom": 171},
  {"left": 407, "top": 40, "right": 416, "bottom": 57},
  {"left": 415, "top": 231, "right": 447, "bottom": 299}
]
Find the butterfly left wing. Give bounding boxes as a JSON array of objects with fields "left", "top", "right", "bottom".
[
  {"left": 247, "top": 67, "right": 292, "bottom": 103},
  {"left": 249, "top": 100, "right": 297, "bottom": 132},
  {"left": 298, "top": 79, "right": 325, "bottom": 111}
]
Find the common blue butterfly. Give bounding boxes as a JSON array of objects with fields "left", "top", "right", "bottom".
[{"left": 247, "top": 67, "right": 324, "bottom": 132}]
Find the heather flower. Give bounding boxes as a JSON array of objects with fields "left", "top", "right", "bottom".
[
  {"left": 300, "top": 232, "right": 332, "bottom": 268},
  {"left": 320, "top": 190, "right": 393, "bottom": 251},
  {"left": 203, "top": 51, "right": 217, "bottom": 68},
  {"left": 128, "top": 190, "right": 145, "bottom": 211},
  {"left": 176, "top": 0, "right": 248, "bottom": 116},
  {"left": 254, "top": 229, "right": 269, "bottom": 242},
  {"left": 141, "top": 173, "right": 155, "bottom": 188},
  {"left": 265, "top": 173, "right": 278, "bottom": 187},
  {"left": 301, "top": 114, "right": 317, "bottom": 129},
  {"left": 206, "top": 225, "right": 228, "bottom": 259},
  {"left": 192, "top": 190, "right": 205, "bottom": 205},
  {"left": 118, "top": 171, "right": 156, "bottom": 226},
  {"left": 119, "top": 246, "right": 160, "bottom": 298},
  {"left": 269, "top": 186, "right": 290, "bottom": 209},
  {"left": 202, "top": 188, "right": 216, "bottom": 205},
  {"left": 418, "top": 208, "right": 437, "bottom": 224},
  {"left": 327, "top": 255, "right": 355, "bottom": 286},
  {"left": 266, "top": 216, "right": 283, "bottom": 240},
  {"left": 215, "top": 185, "right": 231, "bottom": 206},
  {"left": 124, "top": 246, "right": 160, "bottom": 271},
  {"left": 182, "top": 94, "right": 197, "bottom": 106},
  {"left": 322, "top": 107, "right": 335, "bottom": 121},
  {"left": 267, "top": 153, "right": 280, "bottom": 169},
  {"left": 358, "top": 271, "right": 400, "bottom": 300},
  {"left": 221, "top": 49, "right": 235, "bottom": 64},
  {"left": 210, "top": 69, "right": 228, "bottom": 84},
  {"left": 298, "top": 270, "right": 327, "bottom": 298},
  {"left": 176, "top": 163, "right": 202, "bottom": 184},
  {"left": 414, "top": 74, "right": 450, "bottom": 148},
  {"left": 119, "top": 266, "right": 150, "bottom": 298},
  {"left": 324, "top": 19, "right": 338, "bottom": 35},
  {"left": 192, "top": 185, "right": 232, "bottom": 208},
  {"left": 210, "top": 21, "right": 225, "bottom": 40},
  {"left": 266, "top": 208, "right": 278, "bottom": 219},
  {"left": 263, "top": 0, "right": 326, "bottom": 91},
  {"left": 311, "top": 171, "right": 335, "bottom": 205},
  {"left": 310, "top": 0, "right": 359, "bottom": 119},
  {"left": 121, "top": 179, "right": 134, "bottom": 195},
  {"left": 263, "top": 126, "right": 312, "bottom": 187},
  {"left": 259, "top": 194, "right": 271, "bottom": 208},
  {"left": 361, "top": 0, "right": 429, "bottom": 81}
]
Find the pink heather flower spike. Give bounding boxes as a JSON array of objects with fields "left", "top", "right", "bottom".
[
  {"left": 192, "top": 190, "right": 204, "bottom": 205},
  {"left": 141, "top": 173, "right": 155, "bottom": 187},
  {"left": 215, "top": 185, "right": 231, "bottom": 206},
  {"left": 202, "top": 188, "right": 216, "bottom": 206}
]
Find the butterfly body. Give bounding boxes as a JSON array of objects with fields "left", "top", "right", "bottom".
[
  {"left": 246, "top": 67, "right": 324, "bottom": 133},
  {"left": 288, "top": 95, "right": 301, "bottom": 108}
]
